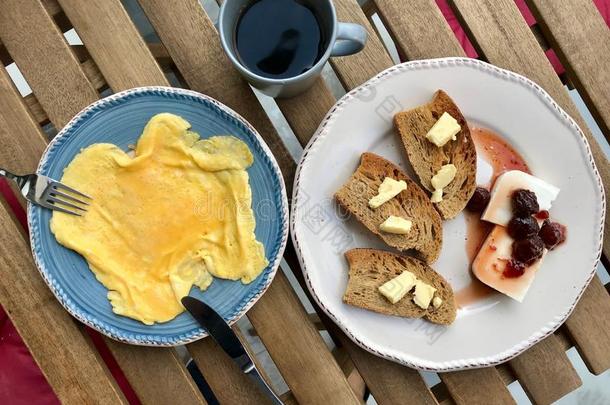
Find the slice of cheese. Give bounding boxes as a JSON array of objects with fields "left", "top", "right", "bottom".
[
  {"left": 413, "top": 280, "right": 437, "bottom": 309},
  {"left": 378, "top": 271, "right": 417, "bottom": 304},
  {"left": 482, "top": 170, "right": 560, "bottom": 226},
  {"left": 368, "top": 177, "right": 407, "bottom": 208},
  {"left": 426, "top": 112, "right": 460, "bottom": 147},
  {"left": 432, "top": 296, "right": 443, "bottom": 308},
  {"left": 379, "top": 216, "right": 412, "bottom": 234},
  {"left": 472, "top": 225, "right": 546, "bottom": 302}
]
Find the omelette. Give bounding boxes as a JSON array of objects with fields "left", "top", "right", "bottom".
[{"left": 51, "top": 113, "right": 268, "bottom": 325}]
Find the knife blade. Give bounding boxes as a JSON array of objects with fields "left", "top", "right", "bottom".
[{"left": 181, "top": 296, "right": 284, "bottom": 405}]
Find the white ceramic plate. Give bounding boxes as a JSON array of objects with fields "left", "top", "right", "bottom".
[{"left": 291, "top": 58, "right": 605, "bottom": 371}]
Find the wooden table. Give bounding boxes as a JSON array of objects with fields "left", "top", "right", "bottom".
[{"left": 0, "top": 0, "right": 608, "bottom": 404}]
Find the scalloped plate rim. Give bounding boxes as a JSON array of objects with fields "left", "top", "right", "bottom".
[
  {"left": 291, "top": 57, "right": 605, "bottom": 371},
  {"left": 28, "top": 86, "right": 290, "bottom": 346}
]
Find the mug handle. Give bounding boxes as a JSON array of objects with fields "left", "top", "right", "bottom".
[{"left": 330, "top": 22, "right": 367, "bottom": 57}]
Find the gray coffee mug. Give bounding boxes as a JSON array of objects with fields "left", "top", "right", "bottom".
[{"left": 219, "top": 0, "right": 367, "bottom": 98}]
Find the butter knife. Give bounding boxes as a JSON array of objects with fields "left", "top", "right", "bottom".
[{"left": 181, "top": 296, "right": 284, "bottom": 405}]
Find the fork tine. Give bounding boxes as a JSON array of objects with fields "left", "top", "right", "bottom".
[
  {"left": 40, "top": 201, "right": 82, "bottom": 216},
  {"left": 47, "top": 196, "right": 87, "bottom": 213},
  {"left": 52, "top": 182, "right": 91, "bottom": 200},
  {"left": 50, "top": 190, "right": 89, "bottom": 206}
]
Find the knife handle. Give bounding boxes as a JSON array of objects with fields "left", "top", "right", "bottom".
[{"left": 244, "top": 362, "right": 284, "bottom": 405}]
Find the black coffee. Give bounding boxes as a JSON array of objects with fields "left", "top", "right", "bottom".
[{"left": 235, "top": 0, "right": 326, "bottom": 79}]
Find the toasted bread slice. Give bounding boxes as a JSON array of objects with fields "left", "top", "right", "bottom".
[
  {"left": 394, "top": 90, "right": 477, "bottom": 219},
  {"left": 335, "top": 152, "right": 442, "bottom": 263},
  {"left": 343, "top": 248, "right": 456, "bottom": 325}
]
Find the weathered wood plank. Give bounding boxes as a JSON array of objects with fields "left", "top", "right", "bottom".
[
  {"left": 331, "top": 0, "right": 394, "bottom": 89},
  {"left": 509, "top": 335, "right": 581, "bottom": 404},
  {"left": 0, "top": 0, "right": 99, "bottom": 128},
  {"left": 0, "top": 194, "right": 126, "bottom": 403},
  {"left": 275, "top": 79, "right": 336, "bottom": 146},
  {"left": 58, "top": 0, "right": 168, "bottom": 90},
  {"left": 449, "top": 0, "right": 610, "bottom": 376},
  {"left": 334, "top": 326, "right": 438, "bottom": 405},
  {"left": 564, "top": 276, "right": 610, "bottom": 374},
  {"left": 373, "top": 0, "right": 465, "bottom": 59},
  {"left": 106, "top": 343, "right": 206, "bottom": 404},
  {"left": 188, "top": 328, "right": 274, "bottom": 405},
  {"left": 0, "top": 66, "right": 47, "bottom": 175},
  {"left": 441, "top": 369, "right": 516, "bottom": 405},
  {"left": 525, "top": 0, "right": 610, "bottom": 140}
]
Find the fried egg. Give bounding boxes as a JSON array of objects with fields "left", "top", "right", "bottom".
[{"left": 51, "top": 113, "right": 268, "bottom": 324}]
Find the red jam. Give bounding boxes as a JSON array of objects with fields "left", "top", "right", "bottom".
[
  {"left": 535, "top": 210, "right": 550, "bottom": 220},
  {"left": 503, "top": 260, "right": 526, "bottom": 278},
  {"left": 470, "top": 127, "right": 531, "bottom": 186}
]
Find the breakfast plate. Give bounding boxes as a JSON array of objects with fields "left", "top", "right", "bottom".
[
  {"left": 29, "top": 87, "right": 289, "bottom": 346},
  {"left": 291, "top": 57, "right": 604, "bottom": 370}
]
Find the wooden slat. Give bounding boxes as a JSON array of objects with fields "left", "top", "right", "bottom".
[
  {"left": 189, "top": 336, "right": 272, "bottom": 405},
  {"left": 246, "top": 272, "right": 361, "bottom": 404},
  {"left": 137, "top": 0, "right": 296, "bottom": 192},
  {"left": 57, "top": 0, "right": 167, "bottom": 90},
  {"left": 0, "top": 0, "right": 99, "bottom": 127},
  {"left": 564, "top": 276, "right": 610, "bottom": 374},
  {"left": 441, "top": 369, "right": 515, "bottom": 405},
  {"left": 525, "top": 0, "right": 610, "bottom": 139},
  {"left": 280, "top": 392, "right": 299, "bottom": 405},
  {"left": 373, "top": 0, "right": 464, "bottom": 59},
  {"left": 331, "top": 0, "right": 394, "bottom": 90},
  {"left": 448, "top": 0, "right": 610, "bottom": 377},
  {"left": 0, "top": 211, "right": 127, "bottom": 404},
  {"left": 333, "top": 346, "right": 367, "bottom": 400},
  {"left": 137, "top": 1, "right": 360, "bottom": 403},
  {"left": 0, "top": 1, "right": 209, "bottom": 403},
  {"left": 335, "top": 327, "right": 438, "bottom": 405},
  {"left": 509, "top": 336, "right": 581, "bottom": 404},
  {"left": 103, "top": 343, "right": 207, "bottom": 404},
  {"left": 275, "top": 79, "right": 336, "bottom": 146},
  {"left": 0, "top": 67, "right": 47, "bottom": 175}
]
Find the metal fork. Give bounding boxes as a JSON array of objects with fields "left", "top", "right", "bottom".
[{"left": 0, "top": 168, "right": 91, "bottom": 216}]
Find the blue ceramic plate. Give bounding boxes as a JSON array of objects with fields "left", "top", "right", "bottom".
[{"left": 28, "top": 87, "right": 289, "bottom": 346}]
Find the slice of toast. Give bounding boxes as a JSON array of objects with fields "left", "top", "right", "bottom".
[
  {"left": 394, "top": 90, "right": 477, "bottom": 220},
  {"left": 343, "top": 248, "right": 456, "bottom": 325},
  {"left": 335, "top": 152, "right": 442, "bottom": 263}
]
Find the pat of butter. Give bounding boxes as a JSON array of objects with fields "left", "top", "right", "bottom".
[
  {"left": 379, "top": 216, "right": 412, "bottom": 234},
  {"left": 482, "top": 170, "right": 560, "bottom": 226},
  {"left": 430, "top": 188, "right": 443, "bottom": 203},
  {"left": 378, "top": 271, "right": 417, "bottom": 304},
  {"left": 432, "top": 296, "right": 443, "bottom": 308},
  {"left": 431, "top": 164, "right": 457, "bottom": 190},
  {"left": 426, "top": 112, "right": 461, "bottom": 147},
  {"left": 413, "top": 280, "right": 437, "bottom": 309},
  {"left": 369, "top": 177, "right": 407, "bottom": 209}
]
